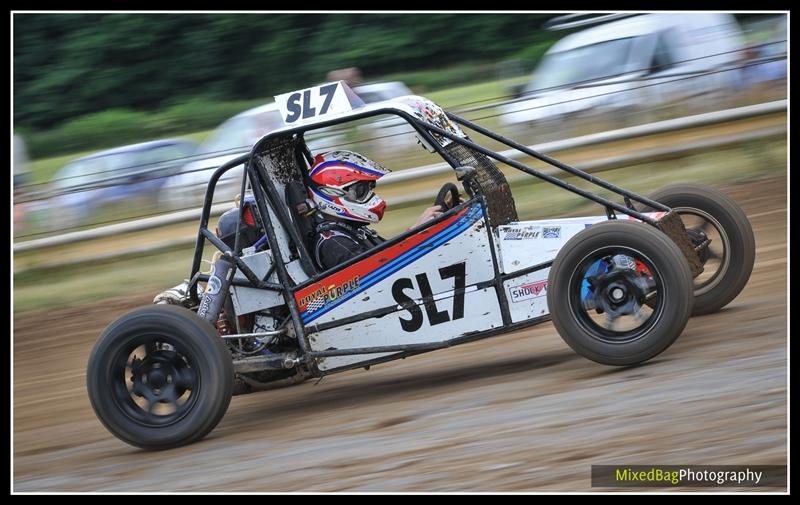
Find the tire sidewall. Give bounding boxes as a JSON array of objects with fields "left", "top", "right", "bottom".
[
  {"left": 548, "top": 221, "right": 693, "bottom": 365},
  {"left": 87, "top": 305, "right": 233, "bottom": 450}
]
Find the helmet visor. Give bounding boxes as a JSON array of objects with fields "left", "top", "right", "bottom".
[{"left": 343, "top": 180, "right": 376, "bottom": 203}]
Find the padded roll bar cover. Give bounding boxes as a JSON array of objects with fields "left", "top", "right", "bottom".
[
  {"left": 445, "top": 142, "right": 519, "bottom": 228},
  {"left": 285, "top": 181, "right": 317, "bottom": 254}
]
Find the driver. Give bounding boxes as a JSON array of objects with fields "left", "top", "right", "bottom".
[
  {"left": 154, "top": 150, "right": 443, "bottom": 305},
  {"left": 307, "top": 150, "right": 442, "bottom": 270}
]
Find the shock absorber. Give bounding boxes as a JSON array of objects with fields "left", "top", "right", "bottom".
[{"left": 197, "top": 254, "right": 236, "bottom": 325}]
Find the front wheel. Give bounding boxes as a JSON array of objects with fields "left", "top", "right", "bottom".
[
  {"left": 547, "top": 220, "right": 693, "bottom": 366},
  {"left": 87, "top": 304, "right": 234, "bottom": 450}
]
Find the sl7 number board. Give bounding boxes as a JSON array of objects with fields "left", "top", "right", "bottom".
[{"left": 275, "top": 81, "right": 363, "bottom": 125}]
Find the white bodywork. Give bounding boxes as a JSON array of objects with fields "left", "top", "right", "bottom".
[
  {"left": 302, "top": 204, "right": 502, "bottom": 371},
  {"left": 495, "top": 214, "right": 660, "bottom": 324},
  {"left": 287, "top": 198, "right": 662, "bottom": 373}
]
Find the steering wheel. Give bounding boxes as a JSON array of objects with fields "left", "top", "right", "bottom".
[{"left": 434, "top": 182, "right": 462, "bottom": 212}]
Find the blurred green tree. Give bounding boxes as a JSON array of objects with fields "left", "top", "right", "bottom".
[{"left": 14, "top": 13, "right": 553, "bottom": 130}]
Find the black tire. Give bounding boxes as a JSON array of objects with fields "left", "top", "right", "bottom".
[
  {"left": 643, "top": 184, "right": 755, "bottom": 315},
  {"left": 87, "top": 304, "right": 234, "bottom": 450},
  {"left": 547, "top": 220, "right": 693, "bottom": 366}
]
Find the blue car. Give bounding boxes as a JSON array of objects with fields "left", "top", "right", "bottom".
[{"left": 47, "top": 139, "right": 198, "bottom": 227}]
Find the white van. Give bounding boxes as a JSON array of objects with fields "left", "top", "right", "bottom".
[{"left": 500, "top": 13, "right": 745, "bottom": 127}]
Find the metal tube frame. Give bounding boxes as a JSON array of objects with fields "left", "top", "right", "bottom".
[
  {"left": 185, "top": 105, "right": 676, "bottom": 374},
  {"left": 446, "top": 111, "right": 672, "bottom": 212}
]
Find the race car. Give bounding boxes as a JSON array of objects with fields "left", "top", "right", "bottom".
[{"left": 86, "top": 81, "right": 755, "bottom": 450}]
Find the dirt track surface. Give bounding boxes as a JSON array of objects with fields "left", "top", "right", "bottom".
[{"left": 13, "top": 177, "right": 787, "bottom": 492}]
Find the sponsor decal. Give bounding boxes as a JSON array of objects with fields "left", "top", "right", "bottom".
[
  {"left": 509, "top": 279, "right": 548, "bottom": 303},
  {"left": 205, "top": 275, "right": 222, "bottom": 295},
  {"left": 197, "top": 295, "right": 212, "bottom": 319},
  {"left": 543, "top": 226, "right": 561, "bottom": 239},
  {"left": 316, "top": 200, "right": 341, "bottom": 213},
  {"left": 299, "top": 276, "right": 361, "bottom": 313},
  {"left": 503, "top": 227, "right": 540, "bottom": 240}
]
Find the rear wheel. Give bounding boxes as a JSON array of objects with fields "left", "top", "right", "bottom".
[
  {"left": 643, "top": 184, "right": 755, "bottom": 315},
  {"left": 87, "top": 304, "right": 234, "bottom": 450},
  {"left": 547, "top": 220, "right": 693, "bottom": 366}
]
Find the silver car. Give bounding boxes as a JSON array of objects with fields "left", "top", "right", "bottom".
[{"left": 158, "top": 103, "right": 284, "bottom": 209}]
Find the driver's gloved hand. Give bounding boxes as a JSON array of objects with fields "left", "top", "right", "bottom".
[{"left": 410, "top": 205, "right": 443, "bottom": 229}]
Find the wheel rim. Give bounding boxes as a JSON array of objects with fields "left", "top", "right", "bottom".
[
  {"left": 567, "top": 246, "right": 665, "bottom": 344},
  {"left": 672, "top": 207, "right": 731, "bottom": 296},
  {"left": 110, "top": 334, "right": 200, "bottom": 427}
]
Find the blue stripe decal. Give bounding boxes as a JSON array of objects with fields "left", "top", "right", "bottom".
[
  {"left": 327, "top": 205, "right": 481, "bottom": 293},
  {"left": 303, "top": 220, "right": 467, "bottom": 323},
  {"left": 302, "top": 204, "right": 483, "bottom": 324},
  {"left": 357, "top": 205, "right": 482, "bottom": 288},
  {"left": 310, "top": 160, "right": 387, "bottom": 179},
  {"left": 357, "top": 205, "right": 483, "bottom": 291},
  {"left": 303, "top": 220, "right": 469, "bottom": 324},
  {"left": 357, "top": 220, "right": 468, "bottom": 290}
]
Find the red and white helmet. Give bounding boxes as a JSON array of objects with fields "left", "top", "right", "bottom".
[{"left": 308, "top": 150, "right": 390, "bottom": 223}]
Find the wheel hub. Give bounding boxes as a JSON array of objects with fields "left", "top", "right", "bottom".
[
  {"left": 131, "top": 349, "right": 193, "bottom": 403},
  {"left": 588, "top": 260, "right": 654, "bottom": 318},
  {"left": 608, "top": 284, "right": 626, "bottom": 302},
  {"left": 148, "top": 367, "right": 167, "bottom": 389}
]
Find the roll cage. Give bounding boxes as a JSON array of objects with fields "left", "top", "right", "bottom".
[{"left": 185, "top": 95, "right": 700, "bottom": 373}]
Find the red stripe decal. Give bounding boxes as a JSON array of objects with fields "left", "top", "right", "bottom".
[{"left": 295, "top": 208, "right": 467, "bottom": 310}]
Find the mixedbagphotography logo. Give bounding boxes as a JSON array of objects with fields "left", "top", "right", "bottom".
[{"left": 591, "top": 465, "right": 787, "bottom": 488}]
